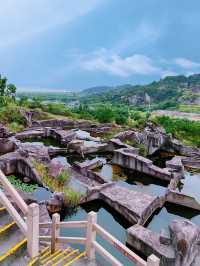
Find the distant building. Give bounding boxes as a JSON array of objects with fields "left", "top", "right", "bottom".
[{"left": 67, "top": 100, "right": 80, "bottom": 108}]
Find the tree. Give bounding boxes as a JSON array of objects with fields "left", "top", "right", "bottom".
[
  {"left": 95, "top": 105, "right": 115, "bottom": 123},
  {"left": 0, "top": 75, "right": 17, "bottom": 105}
]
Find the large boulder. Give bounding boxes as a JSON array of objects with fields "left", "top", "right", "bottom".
[
  {"left": 16, "top": 142, "right": 50, "bottom": 163},
  {"left": 48, "top": 158, "right": 70, "bottom": 179},
  {"left": 46, "top": 192, "right": 65, "bottom": 214},
  {"left": 169, "top": 220, "right": 200, "bottom": 266}
]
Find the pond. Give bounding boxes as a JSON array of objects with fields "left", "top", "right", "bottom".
[
  {"left": 21, "top": 137, "right": 62, "bottom": 147},
  {"left": 177, "top": 171, "right": 200, "bottom": 202},
  {"left": 147, "top": 202, "right": 200, "bottom": 234},
  {"left": 61, "top": 200, "right": 136, "bottom": 266},
  {"left": 96, "top": 163, "right": 168, "bottom": 197}
]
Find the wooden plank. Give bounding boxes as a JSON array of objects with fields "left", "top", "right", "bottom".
[
  {"left": 57, "top": 237, "right": 86, "bottom": 245},
  {"left": 0, "top": 188, "right": 27, "bottom": 235},
  {"left": 59, "top": 221, "right": 87, "bottom": 228},
  {"left": 93, "top": 241, "right": 123, "bottom": 266},
  {"left": 94, "top": 223, "right": 146, "bottom": 266},
  {"left": 0, "top": 170, "right": 28, "bottom": 214}
]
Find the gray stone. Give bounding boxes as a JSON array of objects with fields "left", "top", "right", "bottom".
[{"left": 160, "top": 229, "right": 171, "bottom": 246}]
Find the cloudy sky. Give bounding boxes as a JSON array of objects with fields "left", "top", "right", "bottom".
[{"left": 1, "top": 0, "right": 200, "bottom": 91}]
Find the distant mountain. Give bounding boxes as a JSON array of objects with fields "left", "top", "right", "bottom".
[
  {"left": 80, "top": 84, "right": 132, "bottom": 96},
  {"left": 80, "top": 74, "right": 200, "bottom": 108}
]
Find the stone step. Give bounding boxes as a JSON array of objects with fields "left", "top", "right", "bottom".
[
  {"left": 0, "top": 238, "right": 28, "bottom": 266},
  {"left": 0, "top": 225, "right": 25, "bottom": 256},
  {"left": 0, "top": 210, "right": 14, "bottom": 227}
]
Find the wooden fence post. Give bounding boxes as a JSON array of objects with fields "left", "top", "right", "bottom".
[
  {"left": 147, "top": 254, "right": 160, "bottom": 266},
  {"left": 51, "top": 213, "right": 60, "bottom": 253},
  {"left": 27, "top": 203, "right": 39, "bottom": 258},
  {"left": 86, "top": 211, "right": 97, "bottom": 260}
]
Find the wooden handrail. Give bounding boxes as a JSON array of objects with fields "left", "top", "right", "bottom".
[
  {"left": 93, "top": 241, "right": 123, "bottom": 266},
  {"left": 94, "top": 223, "right": 147, "bottom": 266},
  {"left": 59, "top": 221, "right": 87, "bottom": 228},
  {"left": 43, "top": 212, "right": 160, "bottom": 266},
  {"left": 0, "top": 170, "right": 28, "bottom": 214},
  {"left": 0, "top": 188, "right": 27, "bottom": 235}
]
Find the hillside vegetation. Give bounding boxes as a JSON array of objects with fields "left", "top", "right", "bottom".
[
  {"left": 2, "top": 74, "right": 200, "bottom": 148},
  {"left": 80, "top": 74, "right": 200, "bottom": 110}
]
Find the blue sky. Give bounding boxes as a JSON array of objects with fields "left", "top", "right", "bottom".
[{"left": 1, "top": 0, "right": 200, "bottom": 91}]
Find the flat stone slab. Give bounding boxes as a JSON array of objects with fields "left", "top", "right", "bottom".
[{"left": 100, "top": 185, "right": 160, "bottom": 224}]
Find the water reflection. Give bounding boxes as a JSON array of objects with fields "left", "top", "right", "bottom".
[
  {"left": 147, "top": 203, "right": 200, "bottom": 233},
  {"left": 178, "top": 171, "right": 200, "bottom": 201},
  {"left": 61, "top": 201, "right": 135, "bottom": 266}
]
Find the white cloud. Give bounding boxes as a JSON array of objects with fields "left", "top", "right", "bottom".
[
  {"left": 78, "top": 49, "right": 161, "bottom": 77},
  {"left": 161, "top": 70, "right": 178, "bottom": 78},
  {"left": 0, "top": 0, "right": 102, "bottom": 48},
  {"left": 175, "top": 58, "right": 200, "bottom": 69}
]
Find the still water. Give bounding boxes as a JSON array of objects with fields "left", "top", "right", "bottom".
[
  {"left": 96, "top": 163, "right": 168, "bottom": 197},
  {"left": 147, "top": 202, "right": 200, "bottom": 233},
  {"left": 61, "top": 200, "right": 136, "bottom": 266}
]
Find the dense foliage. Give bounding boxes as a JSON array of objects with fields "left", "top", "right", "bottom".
[{"left": 153, "top": 116, "right": 200, "bottom": 147}]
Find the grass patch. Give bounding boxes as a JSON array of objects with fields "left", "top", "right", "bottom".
[
  {"left": 32, "top": 160, "right": 81, "bottom": 206},
  {"left": 124, "top": 139, "right": 147, "bottom": 156},
  {"left": 177, "top": 104, "right": 200, "bottom": 113}
]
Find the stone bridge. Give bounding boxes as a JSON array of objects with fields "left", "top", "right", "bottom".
[{"left": 86, "top": 183, "right": 163, "bottom": 225}]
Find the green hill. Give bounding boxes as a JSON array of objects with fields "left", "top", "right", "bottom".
[{"left": 80, "top": 74, "right": 200, "bottom": 109}]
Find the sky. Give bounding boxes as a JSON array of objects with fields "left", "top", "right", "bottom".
[{"left": 1, "top": 0, "right": 200, "bottom": 91}]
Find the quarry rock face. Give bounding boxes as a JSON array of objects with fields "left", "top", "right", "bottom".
[
  {"left": 17, "top": 142, "right": 50, "bottom": 163},
  {"left": 169, "top": 220, "right": 200, "bottom": 266}
]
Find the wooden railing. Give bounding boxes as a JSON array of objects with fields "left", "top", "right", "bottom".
[
  {"left": 0, "top": 169, "right": 160, "bottom": 264},
  {"left": 0, "top": 170, "right": 39, "bottom": 258},
  {"left": 39, "top": 211, "right": 160, "bottom": 266}
]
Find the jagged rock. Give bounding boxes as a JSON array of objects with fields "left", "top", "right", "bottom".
[
  {"left": 75, "top": 129, "right": 100, "bottom": 142},
  {"left": 48, "top": 158, "right": 70, "bottom": 179},
  {"left": 169, "top": 220, "right": 200, "bottom": 266},
  {"left": 16, "top": 142, "right": 50, "bottom": 163},
  {"left": 0, "top": 124, "right": 13, "bottom": 138},
  {"left": 160, "top": 229, "right": 171, "bottom": 246},
  {"left": 23, "top": 177, "right": 31, "bottom": 183},
  {"left": 166, "top": 156, "right": 184, "bottom": 173},
  {"left": 74, "top": 158, "right": 104, "bottom": 175},
  {"left": 46, "top": 192, "right": 65, "bottom": 214}
]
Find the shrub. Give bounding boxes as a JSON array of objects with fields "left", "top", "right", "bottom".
[
  {"left": 154, "top": 116, "right": 200, "bottom": 147},
  {"left": 32, "top": 159, "right": 81, "bottom": 207},
  {"left": 95, "top": 105, "right": 115, "bottom": 123},
  {"left": 7, "top": 175, "right": 38, "bottom": 193},
  {"left": 57, "top": 170, "right": 70, "bottom": 184}
]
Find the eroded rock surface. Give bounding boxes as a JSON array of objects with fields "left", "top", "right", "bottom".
[{"left": 169, "top": 220, "right": 200, "bottom": 266}]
